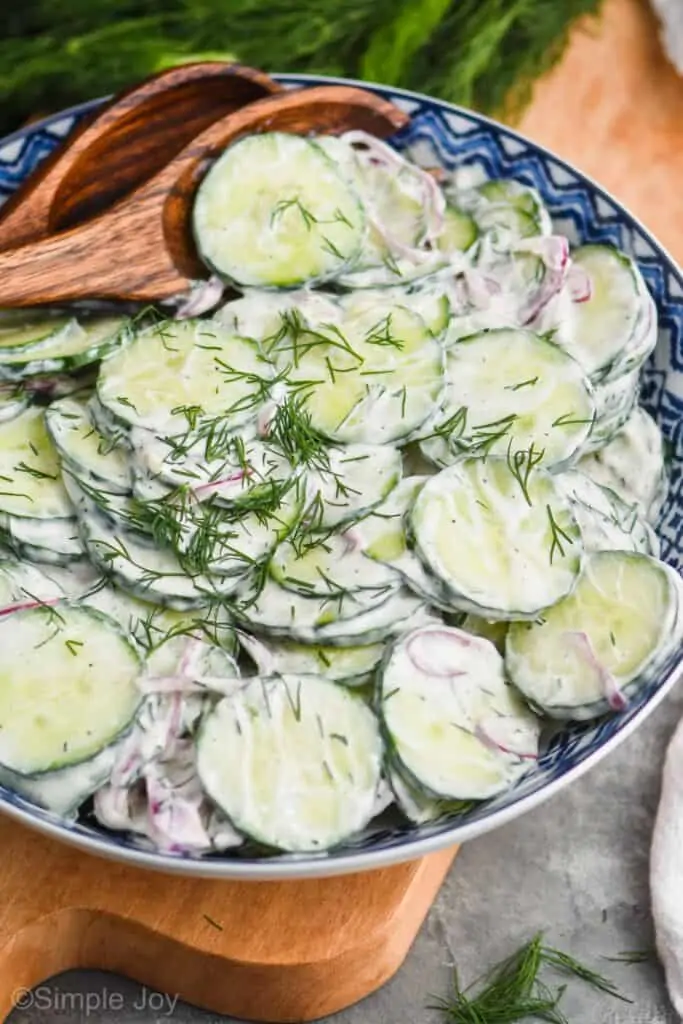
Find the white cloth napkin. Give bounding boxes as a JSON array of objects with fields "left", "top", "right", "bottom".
[
  {"left": 651, "top": 0, "right": 683, "bottom": 74},
  {"left": 651, "top": 715, "right": 683, "bottom": 1018}
]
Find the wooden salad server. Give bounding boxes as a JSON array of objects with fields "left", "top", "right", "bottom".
[
  {"left": 0, "top": 62, "right": 281, "bottom": 250},
  {"left": 0, "top": 86, "right": 408, "bottom": 308}
]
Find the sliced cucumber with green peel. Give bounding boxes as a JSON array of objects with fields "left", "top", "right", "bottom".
[
  {"left": 0, "top": 406, "right": 74, "bottom": 520},
  {"left": 586, "top": 365, "right": 640, "bottom": 451},
  {"left": 307, "top": 443, "right": 402, "bottom": 528},
  {"left": 418, "top": 328, "right": 594, "bottom": 470},
  {"left": 436, "top": 205, "right": 478, "bottom": 254},
  {"left": 578, "top": 406, "right": 668, "bottom": 522},
  {"left": 270, "top": 530, "right": 398, "bottom": 597},
  {"left": 46, "top": 395, "right": 131, "bottom": 494},
  {"left": 0, "top": 316, "right": 130, "bottom": 380},
  {"left": 78, "top": 501, "right": 245, "bottom": 610},
  {"left": 0, "top": 309, "right": 72, "bottom": 350},
  {"left": 335, "top": 145, "right": 447, "bottom": 289},
  {"left": 0, "top": 739, "right": 123, "bottom": 817},
  {"left": 358, "top": 476, "right": 428, "bottom": 565},
  {"left": 506, "top": 550, "right": 683, "bottom": 720},
  {"left": 387, "top": 760, "right": 470, "bottom": 824},
  {"left": 560, "top": 245, "right": 656, "bottom": 383},
  {"left": 97, "top": 319, "right": 268, "bottom": 436},
  {"left": 0, "top": 556, "right": 64, "bottom": 608},
  {"left": 0, "top": 385, "right": 28, "bottom": 423},
  {"left": 233, "top": 576, "right": 425, "bottom": 646},
  {"left": 193, "top": 133, "right": 365, "bottom": 288},
  {"left": 285, "top": 301, "right": 444, "bottom": 444},
  {"left": 1, "top": 513, "right": 83, "bottom": 564},
  {"left": 82, "top": 582, "right": 237, "bottom": 654},
  {"left": 175, "top": 482, "right": 304, "bottom": 577},
  {"left": 131, "top": 428, "right": 290, "bottom": 508},
  {"left": 239, "top": 632, "right": 384, "bottom": 686},
  {"left": 557, "top": 470, "right": 659, "bottom": 557},
  {"left": 354, "top": 475, "right": 455, "bottom": 611},
  {"left": 380, "top": 625, "right": 541, "bottom": 800},
  {"left": 232, "top": 574, "right": 398, "bottom": 638},
  {"left": 411, "top": 459, "right": 583, "bottom": 619},
  {"left": 0, "top": 602, "right": 141, "bottom": 775},
  {"left": 197, "top": 673, "right": 383, "bottom": 851},
  {"left": 460, "top": 614, "right": 509, "bottom": 654}
]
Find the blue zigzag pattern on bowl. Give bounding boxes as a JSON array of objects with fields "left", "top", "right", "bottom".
[{"left": 0, "top": 77, "right": 680, "bottom": 872}]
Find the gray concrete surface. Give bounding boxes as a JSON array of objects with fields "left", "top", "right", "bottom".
[{"left": 9, "top": 683, "right": 683, "bottom": 1024}]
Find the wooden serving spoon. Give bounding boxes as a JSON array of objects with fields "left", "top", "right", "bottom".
[
  {"left": 0, "top": 85, "right": 409, "bottom": 307},
  {"left": 0, "top": 62, "right": 281, "bottom": 250}
]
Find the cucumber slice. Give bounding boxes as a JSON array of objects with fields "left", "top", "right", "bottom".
[
  {"left": 285, "top": 301, "right": 444, "bottom": 444},
  {"left": 411, "top": 459, "right": 583, "bottom": 619},
  {"left": 232, "top": 575, "right": 425, "bottom": 646},
  {"left": 477, "top": 179, "right": 549, "bottom": 219},
  {"left": 460, "top": 614, "right": 509, "bottom": 654},
  {"left": 577, "top": 406, "right": 668, "bottom": 523},
  {"left": 0, "top": 385, "right": 28, "bottom": 423},
  {"left": 359, "top": 476, "right": 427, "bottom": 564},
  {"left": 97, "top": 319, "right": 268, "bottom": 436},
  {"left": 46, "top": 395, "right": 131, "bottom": 494},
  {"left": 0, "top": 556, "right": 64, "bottom": 608},
  {"left": 0, "top": 309, "right": 71, "bottom": 350},
  {"left": 339, "top": 284, "right": 450, "bottom": 339},
  {"left": 175, "top": 480, "right": 304, "bottom": 577},
  {"left": 1, "top": 513, "right": 83, "bottom": 564},
  {"left": 143, "top": 632, "right": 239, "bottom": 683},
  {"left": 354, "top": 476, "right": 455, "bottom": 611},
  {"left": 197, "top": 674, "right": 383, "bottom": 851},
  {"left": 0, "top": 738, "right": 123, "bottom": 817},
  {"left": 586, "top": 365, "right": 640, "bottom": 451},
  {"left": 561, "top": 245, "right": 656, "bottom": 383},
  {"left": 307, "top": 443, "right": 402, "bottom": 528},
  {"left": 78, "top": 503, "right": 244, "bottom": 610},
  {"left": 476, "top": 206, "right": 541, "bottom": 242},
  {"left": 506, "top": 551, "right": 683, "bottom": 720},
  {"left": 239, "top": 632, "right": 384, "bottom": 686},
  {"left": 131, "top": 428, "right": 290, "bottom": 508},
  {"left": 557, "top": 470, "right": 659, "bottom": 557},
  {"left": 0, "top": 602, "right": 141, "bottom": 775},
  {"left": 334, "top": 140, "right": 447, "bottom": 289},
  {"left": 0, "top": 316, "right": 130, "bottom": 380},
  {"left": 387, "top": 760, "right": 470, "bottom": 824},
  {"left": 82, "top": 582, "right": 237, "bottom": 654},
  {"left": 193, "top": 133, "right": 365, "bottom": 288},
  {"left": 270, "top": 530, "right": 398, "bottom": 597},
  {"left": 380, "top": 625, "right": 541, "bottom": 800},
  {"left": 436, "top": 205, "right": 478, "bottom": 255},
  {"left": 418, "top": 328, "right": 594, "bottom": 471},
  {"left": 0, "top": 407, "right": 73, "bottom": 519}
]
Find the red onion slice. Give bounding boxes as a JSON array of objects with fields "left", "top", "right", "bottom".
[{"left": 565, "top": 630, "right": 628, "bottom": 711}]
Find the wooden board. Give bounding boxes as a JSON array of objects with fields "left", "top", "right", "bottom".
[
  {"left": 1, "top": 2, "right": 682, "bottom": 1020},
  {"left": 0, "top": 815, "right": 457, "bottom": 1022},
  {"left": 520, "top": 0, "right": 683, "bottom": 265}
]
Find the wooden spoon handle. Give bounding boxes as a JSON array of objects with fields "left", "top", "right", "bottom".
[
  {"left": 0, "top": 62, "right": 280, "bottom": 250},
  {"left": 0, "top": 84, "right": 410, "bottom": 307}
]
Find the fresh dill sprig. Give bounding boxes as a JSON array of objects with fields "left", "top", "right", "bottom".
[
  {"left": 267, "top": 394, "right": 330, "bottom": 473},
  {"left": 547, "top": 504, "right": 575, "bottom": 564},
  {"left": 270, "top": 196, "right": 318, "bottom": 230},
  {"left": 430, "top": 933, "right": 629, "bottom": 1024},
  {"left": 506, "top": 440, "right": 545, "bottom": 505}
]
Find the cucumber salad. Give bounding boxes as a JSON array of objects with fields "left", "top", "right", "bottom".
[{"left": 0, "top": 128, "right": 678, "bottom": 857}]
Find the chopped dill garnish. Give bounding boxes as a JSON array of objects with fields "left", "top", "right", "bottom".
[
  {"left": 506, "top": 440, "right": 545, "bottom": 505},
  {"left": 431, "top": 932, "right": 629, "bottom": 1024},
  {"left": 547, "top": 504, "right": 575, "bottom": 564}
]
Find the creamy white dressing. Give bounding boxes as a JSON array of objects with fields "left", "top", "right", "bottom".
[{"left": 0, "top": 132, "right": 671, "bottom": 856}]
